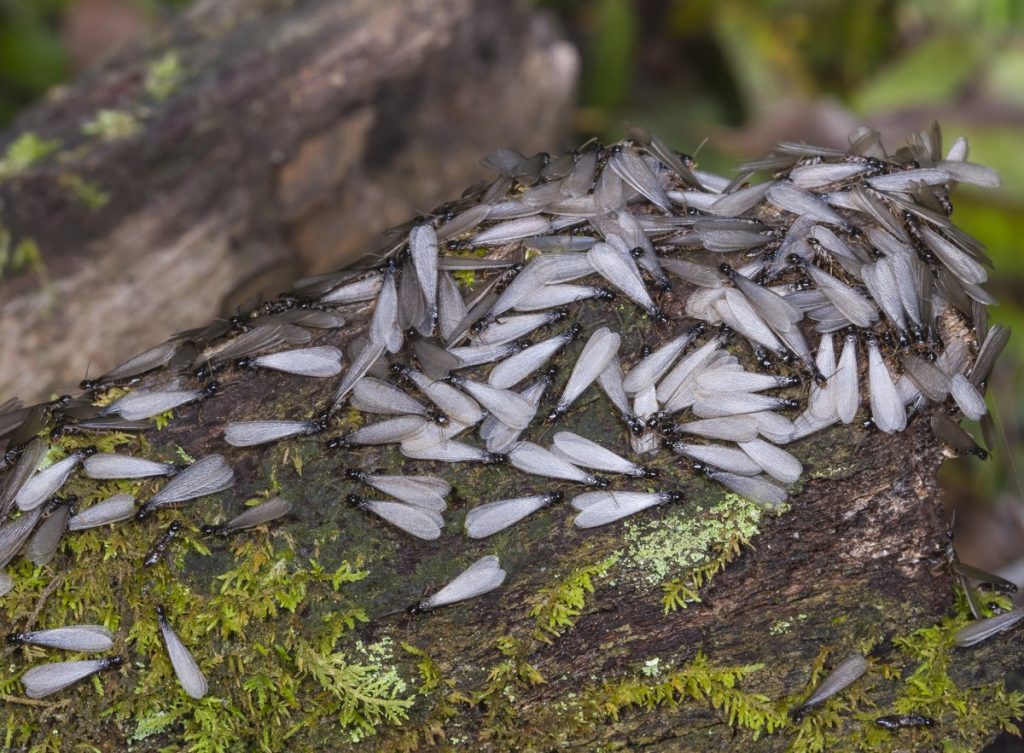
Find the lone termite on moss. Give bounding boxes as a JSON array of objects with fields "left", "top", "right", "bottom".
[
  {"left": 143, "top": 521, "right": 183, "bottom": 567},
  {"left": 790, "top": 653, "right": 868, "bottom": 723}
]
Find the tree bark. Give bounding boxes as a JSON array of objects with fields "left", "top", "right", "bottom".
[{"left": 0, "top": 0, "right": 578, "bottom": 403}]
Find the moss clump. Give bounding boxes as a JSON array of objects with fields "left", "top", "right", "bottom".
[
  {"left": 58, "top": 174, "right": 109, "bottom": 210},
  {"left": 586, "top": 651, "right": 788, "bottom": 736},
  {"left": 529, "top": 553, "right": 619, "bottom": 642},
  {"left": 81, "top": 110, "right": 142, "bottom": 142},
  {"left": 0, "top": 231, "right": 48, "bottom": 285},
  {"left": 145, "top": 53, "right": 184, "bottom": 101},
  {"left": 0, "top": 132, "right": 61, "bottom": 180}
]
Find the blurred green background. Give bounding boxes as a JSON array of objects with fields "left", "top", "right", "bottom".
[{"left": 1, "top": 0, "right": 1023, "bottom": 558}]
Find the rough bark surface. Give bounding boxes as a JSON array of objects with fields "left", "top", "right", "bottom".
[
  {"left": 0, "top": 291, "right": 1020, "bottom": 753},
  {"left": 0, "top": 0, "right": 578, "bottom": 403}
]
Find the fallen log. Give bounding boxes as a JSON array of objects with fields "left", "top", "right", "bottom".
[{"left": 0, "top": 124, "right": 1020, "bottom": 753}]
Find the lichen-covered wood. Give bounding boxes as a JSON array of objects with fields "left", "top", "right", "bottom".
[{"left": 1, "top": 127, "right": 1021, "bottom": 753}]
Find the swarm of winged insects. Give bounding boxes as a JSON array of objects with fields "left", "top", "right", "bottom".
[{"left": 0, "top": 123, "right": 1013, "bottom": 746}]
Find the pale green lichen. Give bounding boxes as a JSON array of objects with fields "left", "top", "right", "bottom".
[
  {"left": 621, "top": 493, "right": 763, "bottom": 585},
  {"left": 0, "top": 132, "right": 61, "bottom": 180},
  {"left": 82, "top": 110, "right": 142, "bottom": 142},
  {"left": 145, "top": 52, "right": 184, "bottom": 101}
]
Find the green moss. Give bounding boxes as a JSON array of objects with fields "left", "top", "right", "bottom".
[
  {"left": 0, "top": 232, "right": 49, "bottom": 284},
  {"left": 81, "top": 110, "right": 141, "bottom": 142},
  {"left": 529, "top": 553, "right": 619, "bottom": 642},
  {"left": 58, "top": 174, "right": 109, "bottom": 210},
  {"left": 0, "top": 132, "right": 61, "bottom": 180},
  {"left": 583, "top": 652, "right": 788, "bottom": 736},
  {"left": 145, "top": 52, "right": 184, "bottom": 101}
]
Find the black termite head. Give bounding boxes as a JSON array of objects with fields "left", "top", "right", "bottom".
[
  {"left": 566, "top": 323, "right": 583, "bottom": 340},
  {"left": 483, "top": 452, "right": 508, "bottom": 465},
  {"left": 101, "top": 655, "right": 125, "bottom": 671},
  {"left": 639, "top": 342, "right": 653, "bottom": 358},
  {"left": 79, "top": 377, "right": 100, "bottom": 391},
  {"left": 806, "top": 362, "right": 826, "bottom": 386},
  {"left": 6, "top": 631, "right": 28, "bottom": 645},
  {"left": 593, "top": 287, "right": 616, "bottom": 302},
  {"left": 626, "top": 413, "right": 645, "bottom": 436},
  {"left": 345, "top": 468, "right": 367, "bottom": 482},
  {"left": 325, "top": 435, "right": 349, "bottom": 451},
  {"left": 509, "top": 340, "right": 532, "bottom": 354},
  {"left": 308, "top": 411, "right": 331, "bottom": 435},
  {"left": 200, "top": 381, "right": 223, "bottom": 399},
  {"left": 778, "top": 375, "right": 802, "bottom": 388},
  {"left": 895, "top": 329, "right": 911, "bottom": 348},
  {"left": 590, "top": 475, "right": 611, "bottom": 489},
  {"left": 445, "top": 374, "right": 466, "bottom": 388},
  {"left": 718, "top": 262, "right": 736, "bottom": 279},
  {"left": 548, "top": 308, "right": 570, "bottom": 324},
  {"left": 544, "top": 491, "right": 564, "bottom": 506},
  {"left": 792, "top": 276, "right": 813, "bottom": 291},
  {"left": 637, "top": 466, "right": 660, "bottom": 479},
  {"left": 691, "top": 461, "right": 712, "bottom": 477},
  {"left": 389, "top": 362, "right": 411, "bottom": 379},
  {"left": 42, "top": 494, "right": 77, "bottom": 515},
  {"left": 779, "top": 398, "right": 801, "bottom": 410},
  {"left": 427, "top": 409, "right": 450, "bottom": 426},
  {"left": 406, "top": 601, "right": 430, "bottom": 616},
  {"left": 861, "top": 417, "right": 877, "bottom": 432},
  {"left": 345, "top": 493, "right": 367, "bottom": 510},
  {"left": 193, "top": 361, "right": 216, "bottom": 381},
  {"left": 200, "top": 523, "right": 226, "bottom": 537},
  {"left": 664, "top": 491, "right": 684, "bottom": 504},
  {"left": 754, "top": 346, "right": 774, "bottom": 370},
  {"left": 546, "top": 405, "right": 567, "bottom": 422},
  {"left": 155, "top": 604, "right": 168, "bottom": 621},
  {"left": 790, "top": 705, "right": 810, "bottom": 724},
  {"left": 785, "top": 253, "right": 805, "bottom": 268},
  {"left": 650, "top": 307, "right": 669, "bottom": 324}
]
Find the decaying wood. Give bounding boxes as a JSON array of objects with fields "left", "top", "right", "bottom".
[{"left": 0, "top": 0, "right": 577, "bottom": 403}]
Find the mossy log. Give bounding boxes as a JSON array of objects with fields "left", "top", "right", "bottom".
[
  {"left": 1, "top": 289, "right": 1021, "bottom": 752},
  {"left": 0, "top": 0, "right": 577, "bottom": 403}
]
